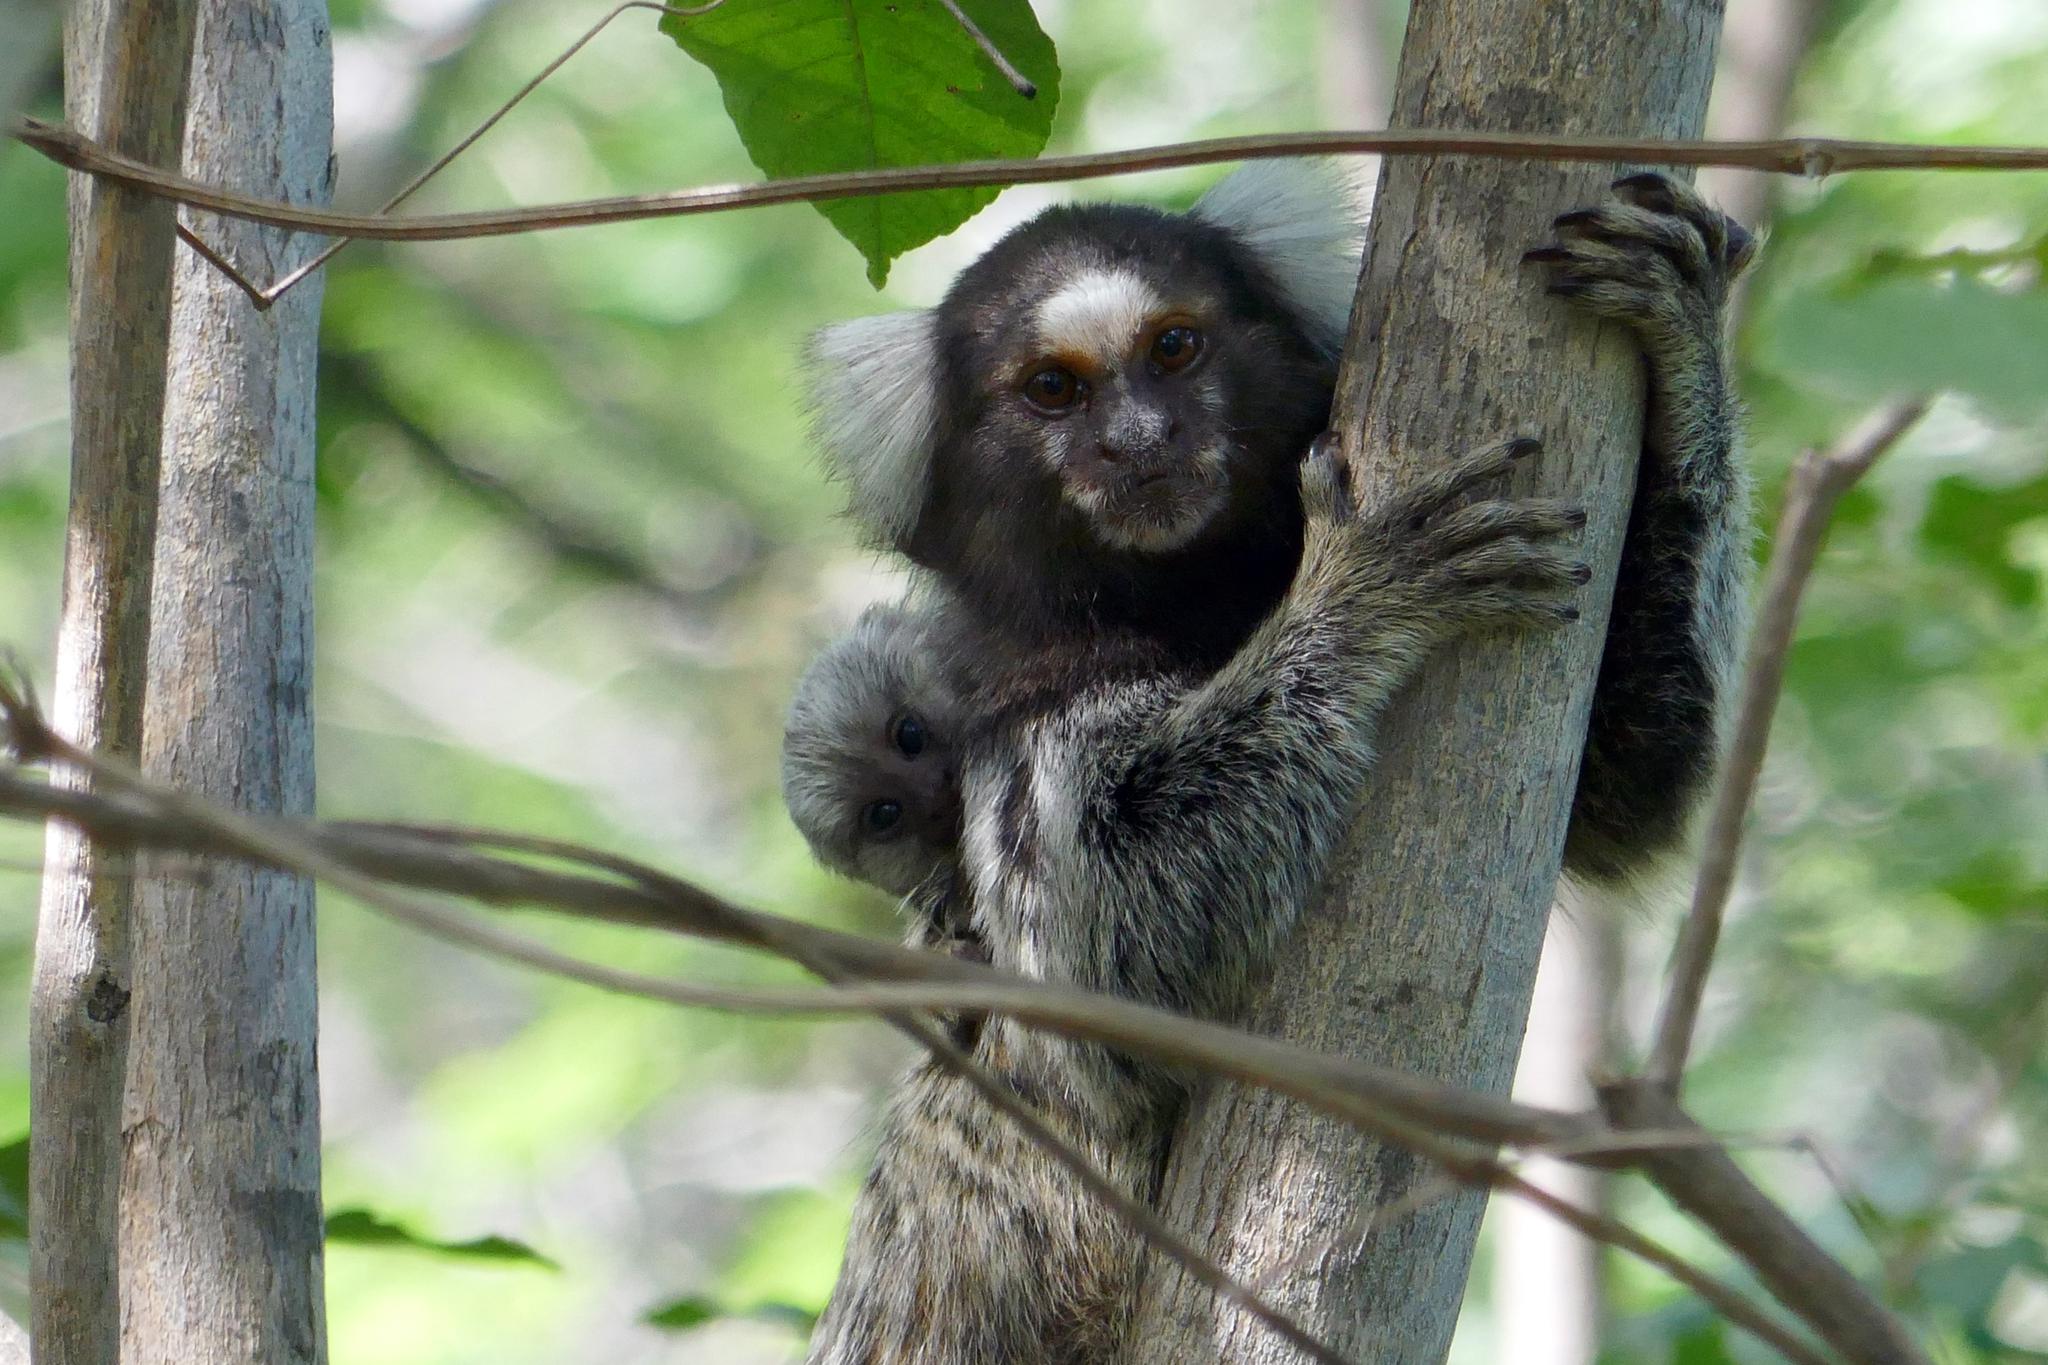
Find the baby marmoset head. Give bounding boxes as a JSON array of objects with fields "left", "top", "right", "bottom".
[{"left": 781, "top": 597, "right": 965, "bottom": 898}]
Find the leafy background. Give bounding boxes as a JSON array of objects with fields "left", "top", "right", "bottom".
[{"left": 1, "top": 0, "right": 2046, "bottom": 1360}]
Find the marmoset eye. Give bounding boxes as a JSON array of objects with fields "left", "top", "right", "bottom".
[
  {"left": 1149, "top": 325, "right": 1202, "bottom": 373},
  {"left": 893, "top": 713, "right": 928, "bottom": 757},
  {"left": 1023, "top": 367, "right": 1083, "bottom": 412}
]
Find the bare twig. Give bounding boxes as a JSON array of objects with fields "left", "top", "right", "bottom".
[
  {"left": 1245, "top": 1100, "right": 1830, "bottom": 1365},
  {"left": 182, "top": 0, "right": 726, "bottom": 308},
  {"left": 169, "top": 219, "right": 268, "bottom": 308},
  {"left": 1600, "top": 1079, "right": 1930, "bottom": 1365},
  {"left": 4, "top": 687, "right": 1355, "bottom": 1365},
  {"left": 0, "top": 682, "right": 1917, "bottom": 1363},
  {"left": 1489, "top": 1164, "right": 1830, "bottom": 1365},
  {"left": 368, "top": 834, "right": 1354, "bottom": 1365},
  {"left": 1648, "top": 399, "right": 1931, "bottom": 1085},
  {"left": 0, "top": 676, "right": 1633, "bottom": 1155},
  {"left": 0, "top": 741, "right": 1829, "bottom": 1364},
  {"left": 14, "top": 119, "right": 2048, "bottom": 245},
  {"left": 937, "top": 0, "right": 1037, "bottom": 98},
  {"left": 0, "top": 773, "right": 1830, "bottom": 1365},
  {"left": 1, "top": 758, "right": 1598, "bottom": 1152}
]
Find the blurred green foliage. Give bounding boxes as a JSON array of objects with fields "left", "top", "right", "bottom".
[
  {"left": 323, "top": 1208, "right": 559, "bottom": 1268},
  {"left": 2, "top": 0, "right": 2046, "bottom": 1360}
]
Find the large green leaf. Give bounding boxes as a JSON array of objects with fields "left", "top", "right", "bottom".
[{"left": 662, "top": 0, "right": 1059, "bottom": 286}]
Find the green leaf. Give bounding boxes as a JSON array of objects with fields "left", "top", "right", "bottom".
[
  {"left": 663, "top": 0, "right": 1060, "bottom": 286},
  {"left": 323, "top": 1208, "right": 558, "bottom": 1270},
  {"left": 645, "top": 1296, "right": 719, "bottom": 1329}
]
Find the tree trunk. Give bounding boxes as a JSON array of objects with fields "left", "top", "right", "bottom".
[
  {"left": 30, "top": 0, "right": 197, "bottom": 1359},
  {"left": 116, "top": 0, "right": 333, "bottom": 1356},
  {"left": 1128, "top": 2, "right": 1723, "bottom": 1360}
]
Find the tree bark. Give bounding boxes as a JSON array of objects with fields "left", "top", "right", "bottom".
[
  {"left": 30, "top": 0, "right": 197, "bottom": 1359},
  {"left": 116, "top": 0, "right": 333, "bottom": 1356},
  {"left": 1129, "top": 2, "right": 1724, "bottom": 1361}
]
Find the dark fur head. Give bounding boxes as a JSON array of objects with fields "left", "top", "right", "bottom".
[
  {"left": 782, "top": 599, "right": 964, "bottom": 896},
  {"left": 808, "top": 161, "right": 1367, "bottom": 679}
]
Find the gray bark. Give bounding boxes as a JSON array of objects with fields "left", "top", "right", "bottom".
[
  {"left": 31, "top": 0, "right": 197, "bottom": 1359},
  {"left": 1129, "top": 2, "right": 1724, "bottom": 1361},
  {"left": 116, "top": 0, "right": 333, "bottom": 1356}
]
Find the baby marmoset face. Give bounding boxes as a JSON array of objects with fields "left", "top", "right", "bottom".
[{"left": 781, "top": 601, "right": 962, "bottom": 899}]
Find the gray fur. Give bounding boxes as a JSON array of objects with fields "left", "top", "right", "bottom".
[
  {"left": 783, "top": 597, "right": 964, "bottom": 899},
  {"left": 1528, "top": 173, "right": 1758, "bottom": 879},
  {"left": 1190, "top": 158, "right": 1369, "bottom": 355},
  {"left": 806, "top": 1036, "right": 1158, "bottom": 1365},
  {"left": 805, "top": 311, "right": 943, "bottom": 549}
]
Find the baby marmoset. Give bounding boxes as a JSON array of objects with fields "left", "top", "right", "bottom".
[{"left": 782, "top": 596, "right": 981, "bottom": 965}]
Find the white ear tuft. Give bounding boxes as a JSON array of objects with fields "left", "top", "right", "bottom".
[
  {"left": 1192, "top": 159, "right": 1370, "bottom": 355},
  {"left": 805, "top": 310, "right": 944, "bottom": 548}
]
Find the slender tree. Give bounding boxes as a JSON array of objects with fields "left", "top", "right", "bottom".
[
  {"left": 30, "top": 0, "right": 197, "bottom": 1357},
  {"left": 115, "top": 0, "right": 334, "bottom": 1356},
  {"left": 1130, "top": 0, "right": 1725, "bottom": 1359}
]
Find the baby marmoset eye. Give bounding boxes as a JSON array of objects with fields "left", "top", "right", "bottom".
[
  {"left": 861, "top": 798, "right": 906, "bottom": 839},
  {"left": 891, "top": 712, "right": 928, "bottom": 757}
]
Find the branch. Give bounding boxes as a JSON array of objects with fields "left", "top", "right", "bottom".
[
  {"left": 0, "top": 712, "right": 1839, "bottom": 1363},
  {"left": 184, "top": 0, "right": 726, "bottom": 308},
  {"left": 0, "top": 759, "right": 1597, "bottom": 1154},
  {"left": 375, "top": 837, "right": 1354, "bottom": 1365},
  {"left": 1486, "top": 1165, "right": 1830, "bottom": 1365},
  {"left": 14, "top": 117, "right": 2048, "bottom": 244},
  {"left": 2, "top": 683, "right": 1354, "bottom": 1365},
  {"left": 1648, "top": 399, "right": 1931, "bottom": 1085},
  {"left": 1600, "top": 1080, "right": 1930, "bottom": 1365}
]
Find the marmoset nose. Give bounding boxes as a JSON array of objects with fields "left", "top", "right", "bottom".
[{"left": 1097, "top": 412, "right": 1175, "bottom": 466}]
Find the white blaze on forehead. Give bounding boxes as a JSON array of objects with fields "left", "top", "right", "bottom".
[{"left": 1033, "top": 269, "right": 1159, "bottom": 363}]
